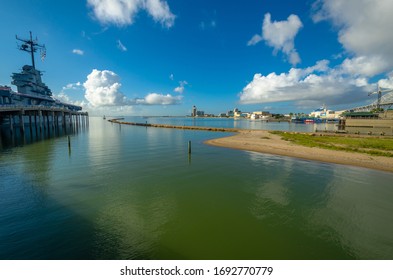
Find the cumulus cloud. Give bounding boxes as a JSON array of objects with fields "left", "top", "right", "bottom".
[
  {"left": 312, "top": 0, "right": 393, "bottom": 76},
  {"left": 340, "top": 56, "right": 389, "bottom": 77},
  {"left": 87, "top": 0, "right": 175, "bottom": 28},
  {"left": 239, "top": 60, "right": 374, "bottom": 108},
  {"left": 84, "top": 69, "right": 128, "bottom": 107},
  {"left": 378, "top": 72, "right": 393, "bottom": 89},
  {"left": 240, "top": 0, "right": 393, "bottom": 110},
  {"left": 174, "top": 80, "right": 188, "bottom": 94},
  {"left": 72, "top": 49, "right": 84, "bottom": 55},
  {"left": 143, "top": 93, "right": 182, "bottom": 105},
  {"left": 83, "top": 69, "right": 182, "bottom": 107},
  {"left": 248, "top": 13, "right": 303, "bottom": 66}
]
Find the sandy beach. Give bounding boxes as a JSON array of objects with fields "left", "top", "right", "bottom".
[{"left": 205, "top": 130, "right": 393, "bottom": 173}]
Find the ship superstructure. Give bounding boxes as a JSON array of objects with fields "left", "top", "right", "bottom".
[{"left": 0, "top": 32, "right": 81, "bottom": 111}]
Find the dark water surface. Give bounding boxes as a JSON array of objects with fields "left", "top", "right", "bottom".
[{"left": 1, "top": 117, "right": 393, "bottom": 259}]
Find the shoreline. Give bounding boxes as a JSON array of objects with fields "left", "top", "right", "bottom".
[
  {"left": 108, "top": 119, "right": 393, "bottom": 173},
  {"left": 205, "top": 130, "right": 393, "bottom": 173}
]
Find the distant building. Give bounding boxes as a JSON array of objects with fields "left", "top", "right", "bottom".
[
  {"left": 250, "top": 111, "right": 271, "bottom": 119},
  {"left": 192, "top": 105, "right": 197, "bottom": 117},
  {"left": 196, "top": 110, "right": 205, "bottom": 117},
  {"left": 310, "top": 106, "right": 341, "bottom": 119},
  {"left": 233, "top": 108, "right": 242, "bottom": 118}
]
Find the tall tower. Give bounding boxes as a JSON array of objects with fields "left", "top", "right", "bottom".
[{"left": 192, "top": 105, "right": 197, "bottom": 117}]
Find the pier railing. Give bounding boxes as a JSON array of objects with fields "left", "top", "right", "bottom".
[{"left": 0, "top": 104, "right": 88, "bottom": 113}]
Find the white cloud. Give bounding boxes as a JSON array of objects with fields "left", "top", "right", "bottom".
[
  {"left": 62, "top": 82, "right": 82, "bottom": 91},
  {"left": 378, "top": 72, "right": 393, "bottom": 89},
  {"left": 240, "top": 0, "right": 393, "bottom": 110},
  {"left": 312, "top": 0, "right": 393, "bottom": 76},
  {"left": 84, "top": 69, "right": 128, "bottom": 107},
  {"left": 239, "top": 60, "right": 374, "bottom": 108},
  {"left": 144, "top": 0, "right": 175, "bottom": 28},
  {"left": 169, "top": 73, "right": 174, "bottom": 80},
  {"left": 248, "top": 13, "right": 303, "bottom": 66},
  {"left": 83, "top": 69, "right": 183, "bottom": 107},
  {"left": 55, "top": 92, "right": 87, "bottom": 108},
  {"left": 55, "top": 82, "right": 85, "bottom": 107},
  {"left": 174, "top": 80, "right": 188, "bottom": 94},
  {"left": 340, "top": 56, "right": 389, "bottom": 77},
  {"left": 117, "top": 40, "right": 127, "bottom": 51},
  {"left": 72, "top": 49, "right": 84, "bottom": 55},
  {"left": 247, "top": 34, "right": 263, "bottom": 46},
  {"left": 56, "top": 92, "right": 72, "bottom": 103},
  {"left": 143, "top": 93, "right": 182, "bottom": 105},
  {"left": 87, "top": 0, "right": 175, "bottom": 28}
]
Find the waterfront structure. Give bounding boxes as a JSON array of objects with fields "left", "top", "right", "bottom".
[
  {"left": 250, "top": 111, "right": 271, "bottom": 120},
  {"left": 196, "top": 110, "right": 205, "bottom": 117},
  {"left": 0, "top": 32, "right": 88, "bottom": 135},
  {"left": 190, "top": 105, "right": 207, "bottom": 117},
  {"left": 338, "top": 85, "right": 393, "bottom": 135},
  {"left": 309, "top": 106, "right": 342, "bottom": 120},
  {"left": 233, "top": 108, "right": 242, "bottom": 118},
  {"left": 343, "top": 110, "right": 393, "bottom": 135}
]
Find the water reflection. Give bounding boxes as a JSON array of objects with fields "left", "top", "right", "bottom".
[
  {"left": 91, "top": 186, "right": 177, "bottom": 259},
  {"left": 310, "top": 167, "right": 393, "bottom": 259},
  {"left": 246, "top": 151, "right": 393, "bottom": 259},
  {"left": 0, "top": 118, "right": 87, "bottom": 150},
  {"left": 125, "top": 116, "right": 337, "bottom": 132},
  {"left": 247, "top": 152, "right": 294, "bottom": 208},
  {"left": 2, "top": 117, "right": 393, "bottom": 260}
]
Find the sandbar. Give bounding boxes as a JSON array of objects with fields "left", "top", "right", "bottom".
[{"left": 205, "top": 130, "right": 393, "bottom": 173}]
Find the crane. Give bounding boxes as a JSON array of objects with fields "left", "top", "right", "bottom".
[{"left": 368, "top": 84, "right": 393, "bottom": 110}]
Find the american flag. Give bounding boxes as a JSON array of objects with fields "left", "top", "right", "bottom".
[{"left": 40, "top": 46, "right": 46, "bottom": 61}]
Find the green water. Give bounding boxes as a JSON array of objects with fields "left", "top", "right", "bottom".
[{"left": 1, "top": 117, "right": 393, "bottom": 259}]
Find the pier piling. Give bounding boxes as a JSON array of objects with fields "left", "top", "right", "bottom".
[
  {"left": 1, "top": 106, "right": 89, "bottom": 138},
  {"left": 9, "top": 115, "right": 13, "bottom": 135},
  {"left": 19, "top": 112, "right": 25, "bottom": 135},
  {"left": 188, "top": 141, "right": 192, "bottom": 154}
]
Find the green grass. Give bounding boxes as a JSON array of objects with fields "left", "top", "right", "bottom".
[{"left": 270, "top": 131, "right": 393, "bottom": 157}]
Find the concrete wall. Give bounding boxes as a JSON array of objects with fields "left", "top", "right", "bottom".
[{"left": 345, "top": 118, "right": 393, "bottom": 135}]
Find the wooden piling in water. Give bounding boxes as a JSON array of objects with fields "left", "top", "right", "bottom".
[
  {"left": 188, "top": 140, "right": 191, "bottom": 154},
  {"left": 19, "top": 111, "right": 25, "bottom": 135},
  {"left": 9, "top": 114, "right": 13, "bottom": 135},
  {"left": 38, "top": 110, "right": 43, "bottom": 131},
  {"left": 51, "top": 111, "right": 55, "bottom": 130}
]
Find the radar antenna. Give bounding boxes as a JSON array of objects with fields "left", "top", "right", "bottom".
[{"left": 16, "top": 31, "right": 46, "bottom": 69}]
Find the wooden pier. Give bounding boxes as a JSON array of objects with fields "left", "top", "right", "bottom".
[
  {"left": 0, "top": 105, "right": 89, "bottom": 135},
  {"left": 108, "top": 118, "right": 241, "bottom": 132}
]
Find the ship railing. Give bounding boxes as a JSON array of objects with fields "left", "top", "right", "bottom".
[{"left": 0, "top": 104, "right": 84, "bottom": 113}]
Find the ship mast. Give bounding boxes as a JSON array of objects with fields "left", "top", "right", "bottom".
[{"left": 16, "top": 31, "right": 46, "bottom": 69}]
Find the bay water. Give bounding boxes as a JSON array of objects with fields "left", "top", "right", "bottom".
[{"left": 1, "top": 117, "right": 393, "bottom": 259}]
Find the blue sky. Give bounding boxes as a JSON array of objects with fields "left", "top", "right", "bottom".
[{"left": 1, "top": 0, "right": 393, "bottom": 116}]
